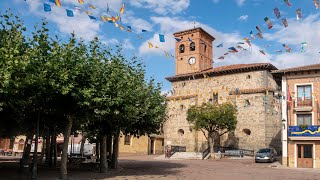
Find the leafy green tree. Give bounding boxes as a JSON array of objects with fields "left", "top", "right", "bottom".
[{"left": 187, "top": 102, "right": 237, "bottom": 154}]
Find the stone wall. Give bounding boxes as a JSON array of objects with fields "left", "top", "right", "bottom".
[{"left": 165, "top": 70, "right": 282, "bottom": 152}]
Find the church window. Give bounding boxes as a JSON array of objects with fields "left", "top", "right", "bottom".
[
  {"left": 204, "top": 44, "right": 207, "bottom": 53},
  {"left": 179, "top": 44, "right": 185, "bottom": 53},
  {"left": 178, "top": 129, "right": 184, "bottom": 136},
  {"left": 243, "top": 129, "right": 251, "bottom": 135},
  {"left": 124, "top": 135, "right": 131, "bottom": 145},
  {"left": 190, "top": 42, "right": 195, "bottom": 51}
]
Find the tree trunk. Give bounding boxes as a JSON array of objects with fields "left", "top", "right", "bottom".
[
  {"left": 49, "top": 129, "right": 54, "bottom": 167},
  {"left": 106, "top": 135, "right": 112, "bottom": 167},
  {"left": 40, "top": 137, "right": 45, "bottom": 163},
  {"left": 80, "top": 132, "right": 86, "bottom": 157},
  {"left": 96, "top": 141, "right": 100, "bottom": 162},
  {"left": 208, "top": 132, "right": 214, "bottom": 154},
  {"left": 59, "top": 116, "right": 73, "bottom": 180},
  {"left": 31, "top": 113, "right": 40, "bottom": 179},
  {"left": 111, "top": 132, "right": 119, "bottom": 169},
  {"left": 20, "top": 133, "right": 32, "bottom": 169},
  {"left": 45, "top": 129, "right": 50, "bottom": 164},
  {"left": 53, "top": 128, "right": 57, "bottom": 167},
  {"left": 99, "top": 134, "right": 107, "bottom": 173}
]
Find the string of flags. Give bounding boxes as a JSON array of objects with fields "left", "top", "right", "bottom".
[{"left": 216, "top": 0, "right": 318, "bottom": 60}]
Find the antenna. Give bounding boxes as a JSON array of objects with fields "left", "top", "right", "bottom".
[{"left": 193, "top": 22, "right": 196, "bottom": 29}]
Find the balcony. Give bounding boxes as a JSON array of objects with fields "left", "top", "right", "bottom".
[
  {"left": 288, "top": 126, "right": 320, "bottom": 137},
  {"left": 294, "top": 98, "right": 313, "bottom": 112}
]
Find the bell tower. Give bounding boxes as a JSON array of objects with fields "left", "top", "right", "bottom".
[{"left": 173, "top": 27, "right": 215, "bottom": 75}]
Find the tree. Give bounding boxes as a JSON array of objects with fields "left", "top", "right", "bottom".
[{"left": 187, "top": 102, "right": 237, "bottom": 154}]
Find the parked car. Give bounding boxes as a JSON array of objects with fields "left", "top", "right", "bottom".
[{"left": 255, "top": 148, "right": 277, "bottom": 163}]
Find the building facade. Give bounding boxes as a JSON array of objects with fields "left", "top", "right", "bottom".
[
  {"left": 164, "top": 28, "right": 282, "bottom": 153},
  {"left": 274, "top": 64, "right": 320, "bottom": 168}
]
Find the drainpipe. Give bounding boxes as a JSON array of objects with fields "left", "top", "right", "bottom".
[{"left": 281, "top": 75, "right": 288, "bottom": 167}]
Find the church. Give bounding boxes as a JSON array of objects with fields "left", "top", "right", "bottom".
[{"left": 164, "top": 27, "right": 282, "bottom": 153}]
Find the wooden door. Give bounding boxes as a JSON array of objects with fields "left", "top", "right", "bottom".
[{"left": 297, "top": 144, "right": 313, "bottom": 168}]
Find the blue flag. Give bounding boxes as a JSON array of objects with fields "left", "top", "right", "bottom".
[
  {"left": 216, "top": 43, "right": 223, "bottom": 48},
  {"left": 188, "top": 37, "right": 193, "bottom": 42},
  {"left": 175, "top": 38, "right": 181, "bottom": 42},
  {"left": 88, "top": 15, "right": 96, "bottom": 20},
  {"left": 44, "top": 3, "right": 51, "bottom": 12},
  {"left": 159, "top": 34, "right": 165, "bottom": 42},
  {"left": 141, "top": 29, "right": 147, "bottom": 32},
  {"left": 66, "top": 9, "right": 74, "bottom": 17},
  {"left": 49, "top": 0, "right": 55, "bottom": 3}
]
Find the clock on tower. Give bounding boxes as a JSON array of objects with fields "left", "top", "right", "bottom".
[{"left": 173, "top": 27, "right": 215, "bottom": 75}]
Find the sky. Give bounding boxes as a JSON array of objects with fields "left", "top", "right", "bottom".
[{"left": 1, "top": 0, "right": 320, "bottom": 93}]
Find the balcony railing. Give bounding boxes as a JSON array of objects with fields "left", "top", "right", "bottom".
[
  {"left": 294, "top": 98, "right": 313, "bottom": 108},
  {"left": 288, "top": 126, "right": 320, "bottom": 137}
]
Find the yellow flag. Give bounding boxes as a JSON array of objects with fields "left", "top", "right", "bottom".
[
  {"left": 119, "top": 25, "right": 124, "bottom": 30},
  {"left": 120, "top": 3, "right": 125, "bottom": 14},
  {"left": 148, "top": 42, "right": 153, "bottom": 48},
  {"left": 89, "top": 5, "right": 96, "bottom": 9},
  {"left": 164, "top": 51, "right": 169, "bottom": 58}
]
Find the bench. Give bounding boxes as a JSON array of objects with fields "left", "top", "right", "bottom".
[{"left": 224, "top": 150, "right": 244, "bottom": 157}]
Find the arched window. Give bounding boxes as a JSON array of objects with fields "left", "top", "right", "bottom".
[
  {"left": 18, "top": 139, "right": 25, "bottom": 150},
  {"left": 190, "top": 42, "right": 195, "bottom": 51},
  {"left": 178, "top": 129, "right": 184, "bottom": 136},
  {"left": 179, "top": 44, "right": 185, "bottom": 53}
]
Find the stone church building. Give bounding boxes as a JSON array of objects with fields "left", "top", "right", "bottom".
[{"left": 164, "top": 27, "right": 282, "bottom": 153}]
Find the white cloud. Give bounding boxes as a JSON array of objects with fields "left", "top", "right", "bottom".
[
  {"left": 235, "top": 0, "right": 246, "bottom": 6},
  {"left": 238, "top": 15, "right": 249, "bottom": 21},
  {"left": 129, "top": 0, "right": 190, "bottom": 15}
]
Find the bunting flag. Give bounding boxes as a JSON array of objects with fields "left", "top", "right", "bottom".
[
  {"left": 216, "top": 43, "right": 223, "bottom": 48},
  {"left": 264, "top": 17, "right": 273, "bottom": 29},
  {"left": 78, "top": 0, "right": 84, "bottom": 4},
  {"left": 148, "top": 42, "right": 153, "bottom": 48},
  {"left": 114, "top": 22, "right": 119, "bottom": 28},
  {"left": 315, "top": 0, "right": 319, "bottom": 9},
  {"left": 250, "top": 31, "right": 255, "bottom": 39},
  {"left": 218, "top": 56, "right": 224, "bottom": 60},
  {"left": 89, "top": 5, "right": 96, "bottom": 9},
  {"left": 74, "top": 6, "right": 81, "bottom": 11},
  {"left": 107, "top": 3, "right": 110, "bottom": 14},
  {"left": 282, "top": 18, "right": 288, "bottom": 28},
  {"left": 66, "top": 9, "right": 74, "bottom": 17},
  {"left": 228, "top": 47, "right": 238, "bottom": 52},
  {"left": 49, "top": 0, "right": 55, "bottom": 3},
  {"left": 259, "top": 50, "right": 266, "bottom": 55},
  {"left": 112, "top": 16, "right": 116, "bottom": 23},
  {"left": 237, "top": 42, "right": 245, "bottom": 45},
  {"left": 55, "top": 0, "right": 61, "bottom": 7},
  {"left": 256, "top": 33, "right": 263, "bottom": 39},
  {"left": 188, "top": 37, "right": 193, "bottom": 42},
  {"left": 159, "top": 34, "right": 165, "bottom": 42},
  {"left": 283, "top": 44, "right": 291, "bottom": 52},
  {"left": 88, "top": 15, "right": 96, "bottom": 20},
  {"left": 119, "top": 25, "right": 124, "bottom": 31},
  {"left": 236, "top": 45, "right": 244, "bottom": 50},
  {"left": 256, "top": 26, "right": 262, "bottom": 34},
  {"left": 141, "top": 29, "right": 148, "bottom": 32},
  {"left": 274, "top": 8, "right": 281, "bottom": 19},
  {"left": 101, "top": 16, "right": 107, "bottom": 22},
  {"left": 284, "top": 0, "right": 292, "bottom": 7},
  {"left": 164, "top": 51, "right": 170, "bottom": 58},
  {"left": 115, "top": 15, "right": 120, "bottom": 21},
  {"left": 275, "top": 50, "right": 283, "bottom": 53},
  {"left": 301, "top": 42, "right": 307, "bottom": 52},
  {"left": 84, "top": 10, "right": 92, "bottom": 15},
  {"left": 301, "top": 42, "right": 307, "bottom": 46},
  {"left": 137, "top": 35, "right": 143, "bottom": 39},
  {"left": 120, "top": 3, "right": 125, "bottom": 14},
  {"left": 175, "top": 38, "right": 181, "bottom": 42},
  {"left": 243, "top": 38, "right": 251, "bottom": 46},
  {"left": 127, "top": 26, "right": 132, "bottom": 32},
  {"left": 44, "top": 3, "right": 51, "bottom": 12},
  {"left": 296, "top": 9, "right": 302, "bottom": 20},
  {"left": 224, "top": 53, "right": 229, "bottom": 56}
]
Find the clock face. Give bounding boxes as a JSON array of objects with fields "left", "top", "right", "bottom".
[{"left": 188, "top": 57, "right": 196, "bottom": 65}]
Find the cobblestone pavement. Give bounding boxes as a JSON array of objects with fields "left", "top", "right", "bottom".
[{"left": 1, "top": 155, "right": 319, "bottom": 180}]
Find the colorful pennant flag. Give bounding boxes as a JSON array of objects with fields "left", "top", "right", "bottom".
[
  {"left": 175, "top": 38, "right": 181, "bottom": 42},
  {"left": 256, "top": 33, "right": 263, "bottom": 39},
  {"left": 120, "top": 3, "right": 125, "bottom": 14},
  {"left": 112, "top": 16, "right": 116, "bottom": 23},
  {"left": 243, "top": 38, "right": 251, "bottom": 46},
  {"left": 264, "top": 17, "right": 273, "bottom": 29},
  {"left": 141, "top": 29, "right": 148, "bottom": 32},
  {"left": 256, "top": 26, "right": 262, "bottom": 34},
  {"left": 119, "top": 25, "right": 124, "bottom": 31},
  {"left": 43, "top": 3, "right": 51, "bottom": 12},
  {"left": 301, "top": 42, "right": 307, "bottom": 46},
  {"left": 282, "top": 18, "right": 288, "bottom": 28},
  {"left": 114, "top": 22, "right": 119, "bottom": 28},
  {"left": 236, "top": 45, "right": 244, "bottom": 50},
  {"left": 274, "top": 8, "right": 281, "bottom": 19},
  {"left": 314, "top": 0, "right": 319, "bottom": 9},
  {"left": 89, "top": 5, "right": 96, "bottom": 9},
  {"left": 78, "top": 0, "right": 84, "bottom": 4},
  {"left": 55, "top": 0, "right": 61, "bottom": 7},
  {"left": 228, "top": 47, "right": 238, "bottom": 52},
  {"left": 164, "top": 51, "right": 170, "bottom": 58},
  {"left": 216, "top": 43, "right": 223, "bottom": 48},
  {"left": 127, "top": 26, "right": 132, "bottom": 32},
  {"left": 259, "top": 50, "right": 266, "bottom": 55},
  {"left": 49, "top": 0, "right": 55, "bottom": 3},
  {"left": 224, "top": 53, "right": 229, "bottom": 56},
  {"left": 275, "top": 50, "right": 283, "bottom": 52},
  {"left": 218, "top": 56, "right": 224, "bottom": 60},
  {"left": 284, "top": 0, "right": 291, "bottom": 7},
  {"left": 84, "top": 10, "right": 92, "bottom": 15},
  {"left": 296, "top": 9, "right": 302, "bottom": 20},
  {"left": 159, "top": 34, "right": 165, "bottom": 42},
  {"left": 188, "top": 38, "right": 193, "bottom": 42},
  {"left": 101, "top": 16, "right": 107, "bottom": 22},
  {"left": 66, "top": 9, "right": 74, "bottom": 17},
  {"left": 88, "top": 15, "right": 96, "bottom": 20},
  {"left": 237, "top": 42, "right": 245, "bottom": 45},
  {"left": 148, "top": 42, "right": 153, "bottom": 48},
  {"left": 74, "top": 6, "right": 81, "bottom": 11},
  {"left": 250, "top": 31, "right": 255, "bottom": 39}
]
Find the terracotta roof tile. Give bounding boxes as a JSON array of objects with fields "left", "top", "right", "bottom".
[
  {"left": 166, "top": 63, "right": 277, "bottom": 82},
  {"left": 272, "top": 63, "right": 320, "bottom": 74}
]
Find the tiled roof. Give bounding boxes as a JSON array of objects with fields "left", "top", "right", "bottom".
[
  {"left": 166, "top": 63, "right": 277, "bottom": 82},
  {"left": 272, "top": 63, "right": 320, "bottom": 74}
]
